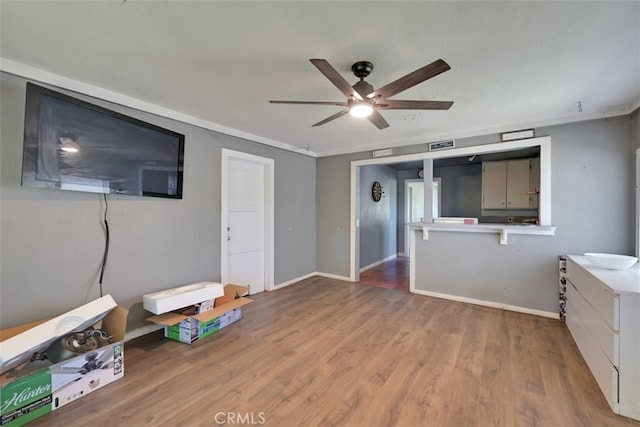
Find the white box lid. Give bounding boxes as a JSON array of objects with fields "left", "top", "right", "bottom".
[
  {"left": 0, "top": 295, "right": 117, "bottom": 374},
  {"left": 143, "top": 282, "right": 224, "bottom": 315}
]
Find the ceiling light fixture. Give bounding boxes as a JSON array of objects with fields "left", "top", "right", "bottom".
[
  {"left": 58, "top": 136, "right": 79, "bottom": 153},
  {"left": 350, "top": 102, "right": 373, "bottom": 118}
]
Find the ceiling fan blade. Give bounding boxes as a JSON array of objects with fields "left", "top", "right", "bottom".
[
  {"left": 367, "top": 110, "right": 390, "bottom": 130},
  {"left": 377, "top": 100, "right": 454, "bottom": 110},
  {"left": 310, "top": 59, "right": 363, "bottom": 101},
  {"left": 270, "top": 100, "right": 348, "bottom": 106},
  {"left": 367, "top": 59, "right": 451, "bottom": 101},
  {"left": 312, "top": 108, "right": 350, "bottom": 127}
]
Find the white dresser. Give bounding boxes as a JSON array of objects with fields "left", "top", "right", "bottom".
[{"left": 565, "top": 255, "right": 640, "bottom": 421}]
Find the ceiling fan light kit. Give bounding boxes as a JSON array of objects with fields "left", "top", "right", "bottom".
[
  {"left": 349, "top": 102, "right": 374, "bottom": 117},
  {"left": 270, "top": 58, "right": 454, "bottom": 129}
]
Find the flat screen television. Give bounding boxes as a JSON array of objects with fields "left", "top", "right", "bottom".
[{"left": 22, "top": 82, "right": 185, "bottom": 199}]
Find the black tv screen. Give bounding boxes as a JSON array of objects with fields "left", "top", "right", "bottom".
[{"left": 22, "top": 82, "right": 184, "bottom": 199}]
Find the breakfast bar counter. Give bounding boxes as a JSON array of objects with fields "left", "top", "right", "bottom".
[{"left": 410, "top": 222, "right": 556, "bottom": 245}]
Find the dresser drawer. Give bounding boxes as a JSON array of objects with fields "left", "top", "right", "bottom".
[
  {"left": 566, "top": 299, "right": 619, "bottom": 409},
  {"left": 567, "top": 258, "right": 619, "bottom": 331},
  {"left": 566, "top": 278, "right": 619, "bottom": 366}
]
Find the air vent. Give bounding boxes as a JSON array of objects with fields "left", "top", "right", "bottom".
[{"left": 429, "top": 140, "right": 455, "bottom": 151}]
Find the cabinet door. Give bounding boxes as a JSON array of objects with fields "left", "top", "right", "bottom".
[
  {"left": 482, "top": 161, "right": 507, "bottom": 209},
  {"left": 529, "top": 157, "right": 540, "bottom": 209},
  {"left": 506, "top": 159, "right": 531, "bottom": 208}
]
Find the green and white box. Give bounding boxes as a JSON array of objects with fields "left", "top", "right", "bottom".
[{"left": 1, "top": 303, "right": 128, "bottom": 426}]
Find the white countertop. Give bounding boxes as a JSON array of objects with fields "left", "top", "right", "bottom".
[
  {"left": 409, "top": 222, "right": 556, "bottom": 245},
  {"left": 568, "top": 255, "right": 640, "bottom": 295}
]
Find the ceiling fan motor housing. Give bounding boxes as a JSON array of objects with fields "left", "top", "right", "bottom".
[{"left": 351, "top": 61, "right": 373, "bottom": 79}]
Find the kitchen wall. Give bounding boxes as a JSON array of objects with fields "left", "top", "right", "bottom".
[
  {"left": 0, "top": 72, "right": 316, "bottom": 328},
  {"left": 358, "top": 164, "right": 397, "bottom": 269},
  {"left": 316, "top": 115, "right": 635, "bottom": 313},
  {"left": 434, "top": 164, "right": 482, "bottom": 218}
]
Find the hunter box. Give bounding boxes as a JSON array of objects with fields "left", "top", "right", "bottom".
[{"left": 0, "top": 296, "right": 128, "bottom": 426}]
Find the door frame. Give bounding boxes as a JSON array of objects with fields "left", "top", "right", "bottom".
[
  {"left": 404, "top": 179, "right": 423, "bottom": 256},
  {"left": 220, "top": 148, "right": 275, "bottom": 292},
  {"left": 350, "top": 136, "right": 552, "bottom": 282},
  {"left": 403, "top": 178, "right": 441, "bottom": 255}
]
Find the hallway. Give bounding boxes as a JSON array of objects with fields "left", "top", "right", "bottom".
[{"left": 358, "top": 256, "right": 409, "bottom": 292}]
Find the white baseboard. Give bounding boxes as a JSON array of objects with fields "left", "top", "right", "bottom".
[
  {"left": 397, "top": 252, "right": 406, "bottom": 257},
  {"left": 359, "top": 254, "right": 397, "bottom": 273},
  {"left": 410, "top": 288, "right": 559, "bottom": 319},
  {"left": 314, "top": 271, "right": 353, "bottom": 282},
  {"left": 272, "top": 272, "right": 317, "bottom": 291}
]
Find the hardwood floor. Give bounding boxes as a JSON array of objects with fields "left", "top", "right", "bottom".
[
  {"left": 33, "top": 277, "right": 638, "bottom": 426},
  {"left": 359, "top": 256, "right": 409, "bottom": 292}
]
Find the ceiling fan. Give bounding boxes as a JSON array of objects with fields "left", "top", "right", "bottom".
[{"left": 270, "top": 58, "right": 453, "bottom": 129}]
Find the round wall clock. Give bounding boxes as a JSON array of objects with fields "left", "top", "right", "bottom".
[{"left": 372, "top": 181, "right": 382, "bottom": 202}]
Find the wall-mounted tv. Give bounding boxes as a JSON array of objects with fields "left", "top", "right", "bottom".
[{"left": 22, "top": 82, "right": 185, "bottom": 199}]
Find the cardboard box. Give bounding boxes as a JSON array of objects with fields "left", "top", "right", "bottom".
[
  {"left": 0, "top": 297, "right": 128, "bottom": 426},
  {"left": 0, "top": 295, "right": 118, "bottom": 374},
  {"left": 147, "top": 284, "right": 251, "bottom": 344},
  {"left": 142, "top": 281, "right": 224, "bottom": 315}
]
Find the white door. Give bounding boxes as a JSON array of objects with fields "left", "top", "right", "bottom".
[
  {"left": 221, "top": 149, "right": 274, "bottom": 294},
  {"left": 404, "top": 178, "right": 441, "bottom": 254}
]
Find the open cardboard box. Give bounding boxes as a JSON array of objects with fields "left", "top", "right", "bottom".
[
  {"left": 146, "top": 284, "right": 252, "bottom": 344},
  {"left": 142, "top": 281, "right": 224, "bottom": 315},
  {"left": 0, "top": 296, "right": 128, "bottom": 426}
]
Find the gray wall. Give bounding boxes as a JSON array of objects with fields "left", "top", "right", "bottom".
[
  {"left": 416, "top": 116, "right": 634, "bottom": 312},
  {"left": 434, "top": 164, "right": 482, "bottom": 218},
  {"left": 0, "top": 72, "right": 316, "bottom": 328},
  {"left": 358, "top": 164, "right": 397, "bottom": 268},
  {"left": 316, "top": 115, "right": 635, "bottom": 313},
  {"left": 316, "top": 134, "right": 508, "bottom": 277}
]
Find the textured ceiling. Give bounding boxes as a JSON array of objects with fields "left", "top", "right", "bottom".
[{"left": 1, "top": 1, "right": 639, "bottom": 157}]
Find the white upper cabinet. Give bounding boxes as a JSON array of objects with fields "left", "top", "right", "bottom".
[
  {"left": 481, "top": 161, "right": 507, "bottom": 208},
  {"left": 482, "top": 159, "right": 537, "bottom": 209}
]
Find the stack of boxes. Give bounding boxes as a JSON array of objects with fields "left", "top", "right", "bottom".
[
  {"left": 0, "top": 281, "right": 252, "bottom": 425},
  {"left": 144, "top": 282, "right": 251, "bottom": 344}
]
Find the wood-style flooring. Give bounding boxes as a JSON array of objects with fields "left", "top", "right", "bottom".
[
  {"left": 359, "top": 256, "right": 409, "bottom": 292},
  {"left": 33, "top": 276, "right": 638, "bottom": 426}
]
